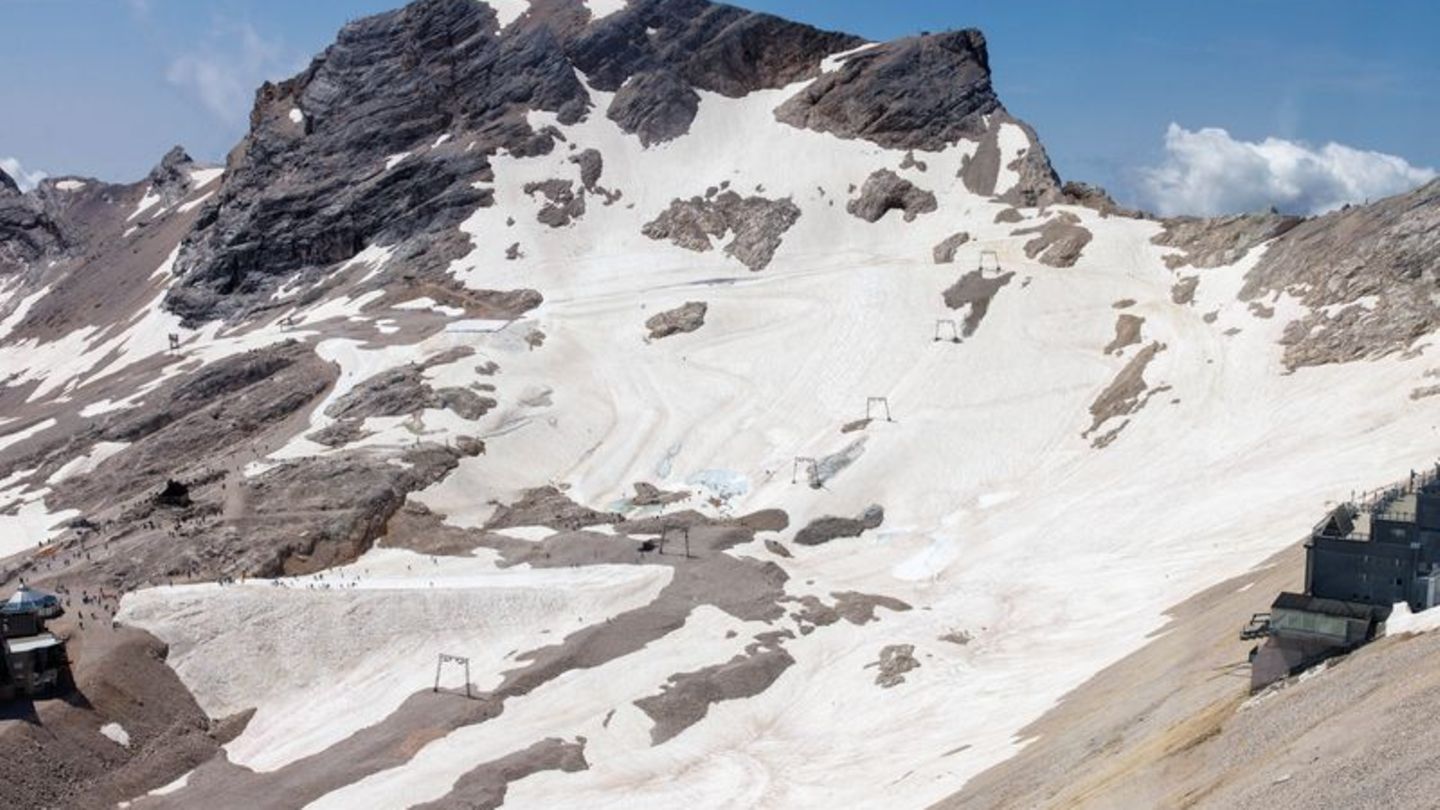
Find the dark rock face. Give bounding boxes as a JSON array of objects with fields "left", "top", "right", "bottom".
[
  {"left": 643, "top": 191, "right": 800, "bottom": 271},
  {"left": 0, "top": 169, "right": 66, "bottom": 274},
  {"left": 775, "top": 30, "right": 997, "bottom": 152},
  {"left": 159, "top": 0, "right": 872, "bottom": 324},
  {"left": 646, "top": 300, "right": 708, "bottom": 339},
  {"left": 571, "top": 0, "right": 861, "bottom": 110},
  {"left": 606, "top": 68, "right": 700, "bottom": 146},
  {"left": 847, "top": 170, "right": 937, "bottom": 223},
  {"left": 146, "top": 146, "right": 200, "bottom": 207},
  {"left": 165, "top": 0, "right": 586, "bottom": 324}
]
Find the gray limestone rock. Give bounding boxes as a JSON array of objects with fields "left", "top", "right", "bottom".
[
  {"left": 933, "top": 232, "right": 971, "bottom": 264},
  {"left": 847, "top": 169, "right": 937, "bottom": 223},
  {"left": 643, "top": 191, "right": 800, "bottom": 271},
  {"left": 793, "top": 504, "right": 884, "bottom": 546},
  {"left": 1240, "top": 180, "right": 1440, "bottom": 368},
  {"left": 1014, "top": 214, "right": 1093, "bottom": 267},
  {"left": 775, "top": 30, "right": 997, "bottom": 151},
  {"left": 606, "top": 69, "right": 700, "bottom": 146},
  {"left": 645, "top": 301, "right": 708, "bottom": 340}
]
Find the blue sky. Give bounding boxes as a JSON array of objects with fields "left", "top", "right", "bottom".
[{"left": 2, "top": 1, "right": 1437, "bottom": 214}]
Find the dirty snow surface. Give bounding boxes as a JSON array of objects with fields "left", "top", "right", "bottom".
[{"left": 6, "top": 78, "right": 1438, "bottom": 810}]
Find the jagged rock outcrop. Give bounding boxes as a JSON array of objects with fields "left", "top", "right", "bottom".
[
  {"left": 1060, "top": 181, "right": 1143, "bottom": 219},
  {"left": 573, "top": 0, "right": 860, "bottom": 141},
  {"left": 164, "top": 0, "right": 584, "bottom": 324},
  {"left": 643, "top": 191, "right": 800, "bottom": 271},
  {"left": 1243, "top": 179, "right": 1440, "bottom": 368},
  {"left": 646, "top": 301, "right": 707, "bottom": 340},
  {"left": 775, "top": 30, "right": 997, "bottom": 152},
  {"left": 1153, "top": 212, "right": 1302, "bottom": 269},
  {"left": 162, "top": 0, "right": 868, "bottom": 324},
  {"left": 0, "top": 168, "right": 66, "bottom": 274},
  {"left": 847, "top": 170, "right": 937, "bottom": 223},
  {"left": 606, "top": 68, "right": 700, "bottom": 146},
  {"left": 145, "top": 146, "right": 200, "bottom": 208}
]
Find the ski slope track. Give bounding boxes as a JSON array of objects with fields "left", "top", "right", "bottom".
[{"left": 2, "top": 1, "right": 1439, "bottom": 808}]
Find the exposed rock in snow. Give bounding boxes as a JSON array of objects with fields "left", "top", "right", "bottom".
[
  {"left": 943, "top": 268, "right": 1015, "bottom": 336},
  {"left": 793, "top": 504, "right": 884, "bottom": 546},
  {"left": 411, "top": 737, "right": 589, "bottom": 810},
  {"left": 867, "top": 643, "right": 920, "bottom": 688},
  {"left": 645, "top": 301, "right": 707, "bottom": 340},
  {"left": 1105, "top": 314, "right": 1144, "bottom": 356},
  {"left": 1014, "top": 212, "right": 1093, "bottom": 267},
  {"left": 643, "top": 191, "right": 800, "bottom": 271},
  {"left": 932, "top": 232, "right": 971, "bottom": 264},
  {"left": 634, "top": 635, "right": 794, "bottom": 743},
  {"left": 960, "top": 112, "right": 1062, "bottom": 206},
  {"left": 847, "top": 169, "right": 937, "bottom": 223},
  {"left": 1084, "top": 341, "right": 1169, "bottom": 448},
  {"left": 1171, "top": 276, "right": 1200, "bottom": 305},
  {"left": 523, "top": 179, "right": 586, "bottom": 227}
]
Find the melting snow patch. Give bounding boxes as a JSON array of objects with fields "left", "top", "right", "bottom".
[
  {"left": 584, "top": 0, "right": 628, "bottom": 20},
  {"left": 54, "top": 179, "right": 86, "bottom": 191},
  {"left": 489, "top": 525, "right": 556, "bottom": 542},
  {"left": 289, "top": 107, "right": 304, "bottom": 125},
  {"left": 478, "top": 0, "right": 530, "bottom": 28},
  {"left": 128, "top": 186, "right": 161, "bottom": 221},
  {"left": 432, "top": 133, "right": 452, "bottom": 149},
  {"left": 100, "top": 722, "right": 131, "bottom": 748},
  {"left": 46, "top": 441, "right": 128, "bottom": 485},
  {"left": 1386, "top": 602, "right": 1440, "bottom": 635},
  {"left": 189, "top": 167, "right": 224, "bottom": 187},
  {"left": 821, "top": 42, "right": 880, "bottom": 73},
  {"left": 178, "top": 191, "right": 214, "bottom": 214},
  {"left": 0, "top": 418, "right": 56, "bottom": 453},
  {"left": 383, "top": 152, "right": 412, "bottom": 171},
  {"left": 993, "top": 123, "right": 1029, "bottom": 197}
]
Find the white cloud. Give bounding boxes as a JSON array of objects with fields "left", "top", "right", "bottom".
[
  {"left": 0, "top": 157, "right": 47, "bottom": 192},
  {"left": 165, "top": 21, "right": 297, "bottom": 126},
  {"left": 1139, "top": 123, "right": 1437, "bottom": 217}
]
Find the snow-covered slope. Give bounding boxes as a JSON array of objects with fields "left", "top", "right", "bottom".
[{"left": 3, "top": 1, "right": 1440, "bottom": 808}]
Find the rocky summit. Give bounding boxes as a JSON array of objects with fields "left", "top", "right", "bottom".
[{"left": 2, "top": 2, "right": 1439, "bottom": 809}]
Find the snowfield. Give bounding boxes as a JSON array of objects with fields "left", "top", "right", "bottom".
[{"left": 8, "top": 69, "right": 1437, "bottom": 808}]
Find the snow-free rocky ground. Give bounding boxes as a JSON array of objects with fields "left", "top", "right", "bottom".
[{"left": 3, "top": 1, "right": 1440, "bottom": 808}]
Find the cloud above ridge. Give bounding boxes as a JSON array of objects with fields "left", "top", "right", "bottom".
[
  {"left": 1138, "top": 123, "right": 1436, "bottom": 217},
  {"left": 0, "top": 157, "right": 47, "bottom": 191}
]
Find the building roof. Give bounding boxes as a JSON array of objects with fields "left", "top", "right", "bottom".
[
  {"left": 2, "top": 584, "right": 62, "bottom": 617},
  {"left": 1272, "top": 592, "right": 1392, "bottom": 622},
  {"left": 5, "top": 632, "right": 62, "bottom": 654}
]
